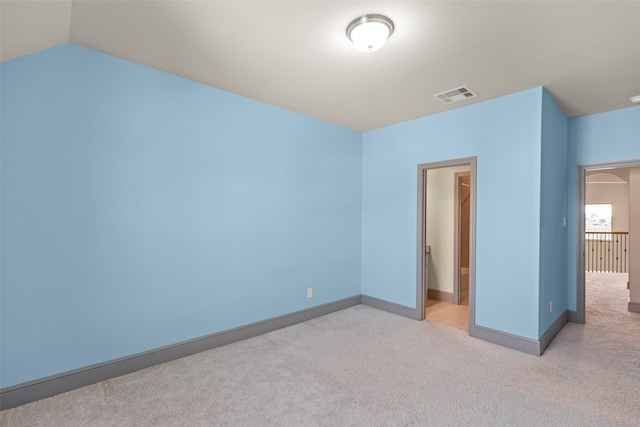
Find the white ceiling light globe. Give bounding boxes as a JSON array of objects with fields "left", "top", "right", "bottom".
[
  {"left": 347, "top": 15, "right": 394, "bottom": 53},
  {"left": 350, "top": 21, "right": 390, "bottom": 52}
]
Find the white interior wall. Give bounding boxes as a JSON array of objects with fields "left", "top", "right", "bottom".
[
  {"left": 426, "top": 165, "right": 470, "bottom": 293},
  {"left": 586, "top": 181, "right": 629, "bottom": 231}
]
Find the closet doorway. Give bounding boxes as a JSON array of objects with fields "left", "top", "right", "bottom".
[{"left": 416, "top": 158, "right": 476, "bottom": 332}]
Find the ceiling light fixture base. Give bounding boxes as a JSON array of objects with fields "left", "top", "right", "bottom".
[{"left": 346, "top": 14, "right": 394, "bottom": 53}]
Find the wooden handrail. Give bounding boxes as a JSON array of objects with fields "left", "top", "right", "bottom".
[{"left": 585, "top": 231, "right": 628, "bottom": 235}]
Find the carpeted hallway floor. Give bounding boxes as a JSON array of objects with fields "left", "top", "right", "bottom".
[{"left": 1, "top": 272, "right": 638, "bottom": 426}]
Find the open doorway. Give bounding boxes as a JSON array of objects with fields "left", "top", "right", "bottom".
[
  {"left": 584, "top": 171, "right": 629, "bottom": 320},
  {"left": 576, "top": 160, "right": 640, "bottom": 323},
  {"left": 416, "top": 158, "right": 476, "bottom": 332}
]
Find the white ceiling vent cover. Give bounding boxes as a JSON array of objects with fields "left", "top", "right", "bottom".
[{"left": 434, "top": 86, "right": 478, "bottom": 104}]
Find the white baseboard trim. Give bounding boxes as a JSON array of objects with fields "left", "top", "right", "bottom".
[{"left": 0, "top": 295, "right": 361, "bottom": 410}]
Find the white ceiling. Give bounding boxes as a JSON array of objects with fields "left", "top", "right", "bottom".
[{"left": 2, "top": 1, "right": 639, "bottom": 132}]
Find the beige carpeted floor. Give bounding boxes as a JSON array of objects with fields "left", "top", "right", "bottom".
[{"left": 2, "top": 272, "right": 639, "bottom": 426}]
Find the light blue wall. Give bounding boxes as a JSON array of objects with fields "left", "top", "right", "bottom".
[
  {"left": 539, "top": 89, "right": 569, "bottom": 335},
  {"left": 4, "top": 43, "right": 633, "bottom": 389},
  {"left": 362, "top": 88, "right": 543, "bottom": 339},
  {"left": 0, "top": 45, "right": 362, "bottom": 388},
  {"left": 566, "top": 106, "right": 640, "bottom": 311}
]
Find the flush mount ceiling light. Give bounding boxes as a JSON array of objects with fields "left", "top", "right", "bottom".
[
  {"left": 630, "top": 95, "right": 640, "bottom": 104},
  {"left": 346, "top": 14, "right": 394, "bottom": 53}
]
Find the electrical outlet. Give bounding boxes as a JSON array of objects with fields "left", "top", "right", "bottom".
[
  {"left": 307, "top": 288, "right": 313, "bottom": 298},
  {"left": 563, "top": 217, "right": 567, "bottom": 227},
  {"left": 550, "top": 301, "right": 553, "bottom": 313}
]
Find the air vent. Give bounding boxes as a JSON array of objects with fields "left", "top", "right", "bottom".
[{"left": 433, "top": 85, "right": 478, "bottom": 105}]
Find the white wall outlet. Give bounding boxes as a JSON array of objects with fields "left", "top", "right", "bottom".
[
  {"left": 563, "top": 217, "right": 567, "bottom": 227},
  {"left": 307, "top": 288, "right": 313, "bottom": 298},
  {"left": 550, "top": 301, "right": 553, "bottom": 313}
]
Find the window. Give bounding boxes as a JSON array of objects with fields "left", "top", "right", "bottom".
[{"left": 585, "top": 203, "right": 612, "bottom": 232}]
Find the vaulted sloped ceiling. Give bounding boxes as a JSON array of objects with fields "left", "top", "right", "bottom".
[{"left": 2, "top": 1, "right": 639, "bottom": 131}]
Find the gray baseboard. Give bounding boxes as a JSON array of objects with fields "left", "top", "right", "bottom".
[
  {"left": 469, "top": 324, "right": 541, "bottom": 356},
  {"left": 0, "top": 295, "right": 361, "bottom": 410},
  {"left": 539, "top": 311, "right": 568, "bottom": 355},
  {"left": 0, "top": 294, "right": 577, "bottom": 410},
  {"left": 567, "top": 310, "right": 578, "bottom": 323},
  {"left": 427, "top": 288, "right": 453, "bottom": 304},
  {"left": 469, "top": 310, "right": 569, "bottom": 357},
  {"left": 361, "top": 294, "right": 422, "bottom": 320},
  {"left": 628, "top": 301, "right": 640, "bottom": 313}
]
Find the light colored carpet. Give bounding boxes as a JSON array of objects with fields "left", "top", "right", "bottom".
[{"left": 2, "top": 273, "right": 639, "bottom": 426}]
